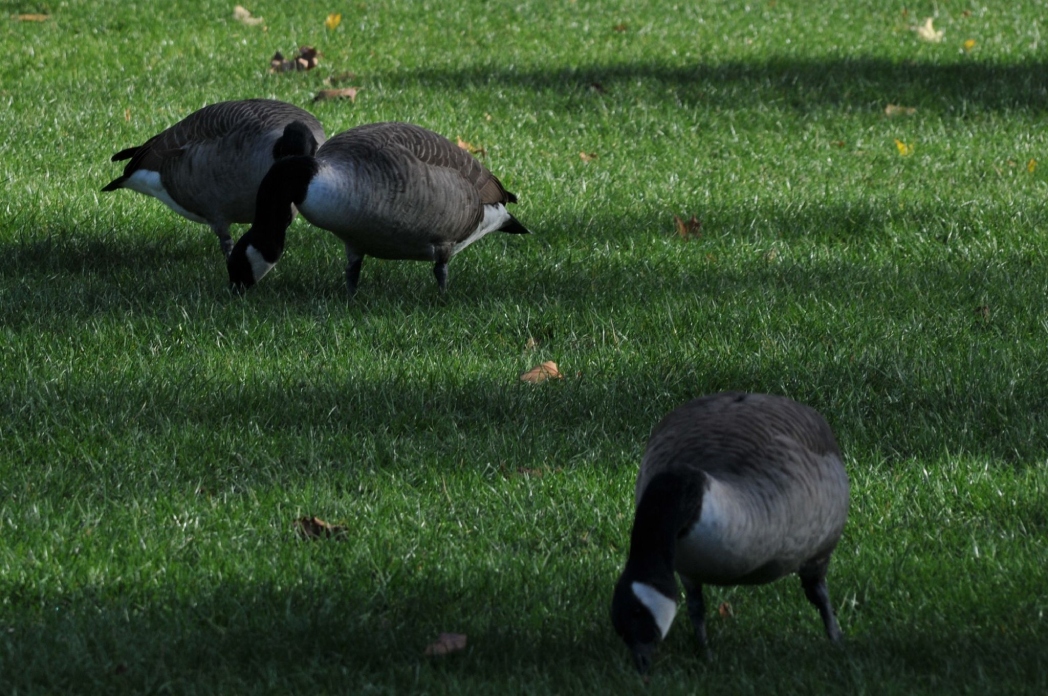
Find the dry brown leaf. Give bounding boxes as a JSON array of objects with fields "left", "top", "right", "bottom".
[
  {"left": 424, "top": 632, "right": 467, "bottom": 656},
  {"left": 456, "top": 137, "right": 487, "bottom": 157},
  {"left": 124, "top": 108, "right": 131, "bottom": 122},
  {"left": 914, "top": 17, "right": 943, "bottom": 43},
  {"left": 524, "top": 336, "right": 539, "bottom": 350},
  {"left": 975, "top": 304, "right": 990, "bottom": 321},
  {"left": 520, "top": 361, "right": 562, "bottom": 383},
  {"left": 612, "top": 23, "right": 628, "bottom": 32},
  {"left": 314, "top": 87, "right": 360, "bottom": 102},
  {"left": 579, "top": 151, "right": 597, "bottom": 162},
  {"left": 270, "top": 46, "right": 318, "bottom": 72},
  {"left": 718, "top": 602, "right": 734, "bottom": 618},
  {"left": 234, "top": 5, "right": 264, "bottom": 26},
  {"left": 674, "top": 214, "right": 702, "bottom": 239},
  {"left": 15, "top": 13, "right": 50, "bottom": 21},
  {"left": 884, "top": 104, "right": 917, "bottom": 117},
  {"left": 295, "top": 516, "right": 347, "bottom": 540}
]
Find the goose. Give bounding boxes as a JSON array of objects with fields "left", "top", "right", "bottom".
[
  {"left": 225, "top": 121, "right": 530, "bottom": 294},
  {"left": 102, "top": 99, "right": 326, "bottom": 258},
  {"left": 610, "top": 392, "right": 849, "bottom": 673}
]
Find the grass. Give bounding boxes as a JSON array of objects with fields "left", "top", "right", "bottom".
[{"left": 1, "top": 0, "right": 1047, "bottom": 692}]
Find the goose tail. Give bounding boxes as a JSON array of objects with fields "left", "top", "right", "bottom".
[{"left": 499, "top": 214, "right": 531, "bottom": 235}]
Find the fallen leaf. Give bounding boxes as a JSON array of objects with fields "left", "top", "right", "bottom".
[
  {"left": 718, "top": 602, "right": 734, "bottom": 618},
  {"left": 674, "top": 214, "right": 702, "bottom": 239},
  {"left": 612, "top": 22, "right": 628, "bottom": 32},
  {"left": 524, "top": 336, "right": 539, "bottom": 350},
  {"left": 579, "top": 151, "right": 597, "bottom": 162},
  {"left": 124, "top": 108, "right": 131, "bottom": 122},
  {"left": 520, "top": 361, "right": 562, "bottom": 383},
  {"left": 270, "top": 46, "right": 319, "bottom": 72},
  {"left": 234, "top": 5, "right": 264, "bottom": 26},
  {"left": 975, "top": 305, "right": 990, "bottom": 321},
  {"left": 1027, "top": 158, "right": 1037, "bottom": 173},
  {"left": 914, "top": 17, "right": 943, "bottom": 43},
  {"left": 884, "top": 104, "right": 917, "bottom": 117},
  {"left": 456, "top": 137, "right": 486, "bottom": 157},
  {"left": 314, "top": 87, "right": 360, "bottom": 102},
  {"left": 831, "top": 140, "right": 846, "bottom": 148},
  {"left": 517, "top": 467, "right": 546, "bottom": 477},
  {"left": 962, "top": 10, "right": 972, "bottom": 18},
  {"left": 963, "top": 38, "right": 976, "bottom": 51},
  {"left": 325, "top": 12, "right": 342, "bottom": 30},
  {"left": 590, "top": 82, "right": 606, "bottom": 94},
  {"left": 894, "top": 139, "right": 914, "bottom": 157},
  {"left": 15, "top": 13, "right": 50, "bottom": 21},
  {"left": 424, "top": 632, "right": 467, "bottom": 656},
  {"left": 295, "top": 516, "right": 347, "bottom": 540}
]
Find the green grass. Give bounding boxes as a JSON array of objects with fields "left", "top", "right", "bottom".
[{"left": 1, "top": 0, "right": 1047, "bottom": 693}]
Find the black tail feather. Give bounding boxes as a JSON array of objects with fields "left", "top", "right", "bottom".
[
  {"left": 499, "top": 214, "right": 531, "bottom": 235},
  {"left": 101, "top": 176, "right": 126, "bottom": 192},
  {"left": 111, "top": 146, "right": 138, "bottom": 162}
]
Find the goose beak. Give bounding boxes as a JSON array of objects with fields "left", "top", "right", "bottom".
[{"left": 630, "top": 641, "right": 656, "bottom": 674}]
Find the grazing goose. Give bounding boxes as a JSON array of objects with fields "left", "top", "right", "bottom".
[
  {"left": 102, "top": 99, "right": 326, "bottom": 258},
  {"left": 610, "top": 392, "right": 850, "bottom": 673},
  {"left": 226, "top": 121, "right": 530, "bottom": 294}
]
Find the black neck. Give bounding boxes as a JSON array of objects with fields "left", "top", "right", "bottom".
[
  {"left": 624, "top": 471, "right": 705, "bottom": 594},
  {"left": 243, "top": 155, "right": 319, "bottom": 262}
]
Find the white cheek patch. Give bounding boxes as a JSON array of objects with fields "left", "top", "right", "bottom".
[
  {"left": 631, "top": 582, "right": 677, "bottom": 640},
  {"left": 245, "top": 244, "right": 275, "bottom": 281},
  {"left": 453, "top": 204, "right": 511, "bottom": 254},
  {"left": 124, "top": 170, "right": 207, "bottom": 224}
]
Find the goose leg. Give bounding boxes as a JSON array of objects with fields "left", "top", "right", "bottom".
[
  {"left": 433, "top": 261, "right": 448, "bottom": 292},
  {"left": 345, "top": 247, "right": 363, "bottom": 295},
  {"left": 799, "top": 559, "right": 842, "bottom": 642},
  {"left": 681, "top": 579, "right": 712, "bottom": 658},
  {"left": 211, "top": 223, "right": 233, "bottom": 259}
]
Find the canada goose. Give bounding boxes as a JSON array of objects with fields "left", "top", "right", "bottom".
[
  {"left": 102, "top": 99, "right": 326, "bottom": 258},
  {"left": 226, "top": 121, "right": 530, "bottom": 294},
  {"left": 610, "top": 392, "right": 849, "bottom": 673}
]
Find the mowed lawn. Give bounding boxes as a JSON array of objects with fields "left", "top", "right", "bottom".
[{"left": 1, "top": 0, "right": 1046, "bottom": 693}]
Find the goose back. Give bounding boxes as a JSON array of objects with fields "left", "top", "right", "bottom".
[
  {"left": 104, "top": 99, "right": 325, "bottom": 243},
  {"left": 299, "top": 122, "right": 519, "bottom": 261},
  {"left": 638, "top": 392, "right": 849, "bottom": 585}
]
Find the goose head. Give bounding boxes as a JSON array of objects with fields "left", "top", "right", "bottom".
[
  {"left": 611, "top": 575, "right": 678, "bottom": 673},
  {"left": 227, "top": 155, "right": 319, "bottom": 291},
  {"left": 272, "top": 120, "right": 321, "bottom": 160}
]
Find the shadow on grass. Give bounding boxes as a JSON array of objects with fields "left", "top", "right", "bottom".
[
  {"left": 4, "top": 200, "right": 1048, "bottom": 465},
  {"left": 377, "top": 57, "right": 1048, "bottom": 113},
  {"left": 0, "top": 577, "right": 1044, "bottom": 694}
]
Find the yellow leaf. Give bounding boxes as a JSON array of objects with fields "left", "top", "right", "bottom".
[
  {"left": 963, "top": 38, "right": 976, "bottom": 51},
  {"left": 894, "top": 139, "right": 914, "bottom": 157},
  {"left": 234, "top": 5, "right": 264, "bottom": 26},
  {"left": 884, "top": 104, "right": 916, "bottom": 117},
  {"left": 520, "top": 361, "right": 562, "bottom": 383},
  {"left": 325, "top": 12, "right": 342, "bottom": 30},
  {"left": 579, "top": 151, "right": 597, "bottom": 162},
  {"left": 915, "top": 17, "right": 943, "bottom": 43},
  {"left": 1028, "top": 159, "right": 1038, "bottom": 173},
  {"left": 456, "top": 137, "right": 486, "bottom": 157},
  {"left": 15, "top": 13, "right": 50, "bottom": 21}
]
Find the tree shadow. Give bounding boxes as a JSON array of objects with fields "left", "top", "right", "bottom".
[{"left": 377, "top": 57, "right": 1048, "bottom": 113}]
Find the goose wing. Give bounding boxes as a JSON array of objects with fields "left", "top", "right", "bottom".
[{"left": 347, "top": 122, "right": 518, "bottom": 206}]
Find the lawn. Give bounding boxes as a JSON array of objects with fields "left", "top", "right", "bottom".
[{"left": 1, "top": 0, "right": 1046, "bottom": 693}]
